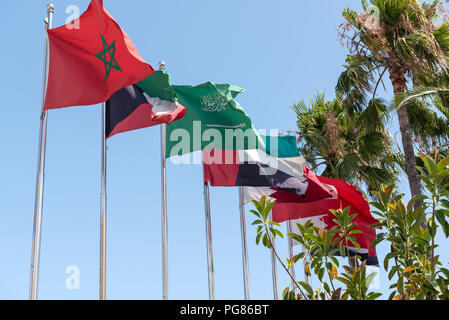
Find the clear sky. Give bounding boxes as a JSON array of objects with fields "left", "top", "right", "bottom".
[{"left": 1, "top": 0, "right": 446, "bottom": 300}]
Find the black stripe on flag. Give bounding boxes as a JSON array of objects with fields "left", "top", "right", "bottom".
[
  {"left": 105, "top": 85, "right": 148, "bottom": 137},
  {"left": 235, "top": 162, "right": 307, "bottom": 197}
]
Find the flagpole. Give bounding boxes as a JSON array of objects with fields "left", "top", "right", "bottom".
[
  {"left": 238, "top": 187, "right": 250, "bottom": 299},
  {"left": 269, "top": 211, "right": 278, "bottom": 300},
  {"left": 99, "top": 102, "right": 107, "bottom": 300},
  {"left": 286, "top": 221, "right": 296, "bottom": 289},
  {"left": 29, "top": 4, "right": 54, "bottom": 300},
  {"left": 159, "top": 61, "right": 169, "bottom": 300},
  {"left": 203, "top": 180, "right": 215, "bottom": 300}
]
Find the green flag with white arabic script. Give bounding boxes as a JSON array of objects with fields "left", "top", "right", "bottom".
[{"left": 166, "top": 82, "right": 264, "bottom": 158}]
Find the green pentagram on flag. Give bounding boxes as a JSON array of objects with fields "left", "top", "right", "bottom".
[{"left": 94, "top": 34, "right": 122, "bottom": 81}]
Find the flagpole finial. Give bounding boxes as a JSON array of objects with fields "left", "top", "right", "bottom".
[
  {"left": 158, "top": 61, "right": 166, "bottom": 71},
  {"left": 47, "top": 3, "right": 54, "bottom": 13}
]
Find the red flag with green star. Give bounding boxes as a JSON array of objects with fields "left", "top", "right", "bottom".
[{"left": 43, "top": 0, "right": 154, "bottom": 110}]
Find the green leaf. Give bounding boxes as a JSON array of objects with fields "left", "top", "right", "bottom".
[
  {"left": 330, "top": 256, "right": 339, "bottom": 267},
  {"left": 437, "top": 156, "right": 449, "bottom": 171},
  {"left": 422, "top": 155, "right": 438, "bottom": 178},
  {"left": 317, "top": 267, "right": 325, "bottom": 281},
  {"left": 273, "top": 229, "right": 284, "bottom": 238},
  {"left": 441, "top": 199, "right": 449, "bottom": 209},
  {"left": 388, "top": 266, "right": 398, "bottom": 281},
  {"left": 367, "top": 292, "right": 382, "bottom": 300},
  {"left": 335, "top": 276, "right": 353, "bottom": 287},
  {"left": 407, "top": 195, "right": 428, "bottom": 211},
  {"left": 287, "top": 233, "right": 304, "bottom": 244},
  {"left": 365, "top": 272, "right": 377, "bottom": 289},
  {"left": 250, "top": 201, "right": 263, "bottom": 214},
  {"left": 256, "top": 232, "right": 262, "bottom": 245},
  {"left": 440, "top": 268, "right": 449, "bottom": 279},
  {"left": 435, "top": 209, "right": 449, "bottom": 238},
  {"left": 298, "top": 281, "right": 314, "bottom": 296},
  {"left": 305, "top": 234, "right": 322, "bottom": 244},
  {"left": 370, "top": 234, "right": 385, "bottom": 248},
  {"left": 425, "top": 272, "right": 442, "bottom": 293},
  {"left": 282, "top": 287, "right": 290, "bottom": 300},
  {"left": 249, "top": 210, "right": 261, "bottom": 218}
]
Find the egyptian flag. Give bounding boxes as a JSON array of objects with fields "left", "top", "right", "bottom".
[
  {"left": 203, "top": 136, "right": 333, "bottom": 198},
  {"left": 106, "top": 71, "right": 186, "bottom": 138},
  {"left": 44, "top": 0, "right": 154, "bottom": 109}
]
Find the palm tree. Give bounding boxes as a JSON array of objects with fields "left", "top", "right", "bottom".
[
  {"left": 338, "top": 0, "right": 449, "bottom": 200},
  {"left": 293, "top": 92, "right": 403, "bottom": 193}
]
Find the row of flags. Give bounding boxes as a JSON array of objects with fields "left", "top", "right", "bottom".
[
  {"left": 205, "top": 138, "right": 379, "bottom": 265},
  {"left": 33, "top": 0, "right": 379, "bottom": 300}
]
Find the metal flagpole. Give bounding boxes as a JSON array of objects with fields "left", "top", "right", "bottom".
[
  {"left": 238, "top": 187, "right": 250, "bottom": 299},
  {"left": 269, "top": 211, "right": 279, "bottom": 300},
  {"left": 159, "top": 61, "right": 169, "bottom": 300},
  {"left": 99, "top": 102, "right": 107, "bottom": 300},
  {"left": 203, "top": 180, "right": 215, "bottom": 300},
  {"left": 286, "top": 221, "right": 296, "bottom": 289},
  {"left": 29, "top": 3, "right": 54, "bottom": 300}
]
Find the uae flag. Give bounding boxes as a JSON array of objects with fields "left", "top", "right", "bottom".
[
  {"left": 243, "top": 171, "right": 379, "bottom": 265},
  {"left": 166, "top": 83, "right": 264, "bottom": 158},
  {"left": 106, "top": 71, "right": 186, "bottom": 138},
  {"left": 203, "top": 136, "right": 333, "bottom": 198},
  {"left": 44, "top": 0, "right": 154, "bottom": 109}
]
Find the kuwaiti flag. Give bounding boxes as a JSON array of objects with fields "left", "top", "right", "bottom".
[
  {"left": 203, "top": 135, "right": 333, "bottom": 198},
  {"left": 106, "top": 71, "right": 186, "bottom": 138},
  {"left": 44, "top": 0, "right": 154, "bottom": 109},
  {"left": 243, "top": 171, "right": 379, "bottom": 265}
]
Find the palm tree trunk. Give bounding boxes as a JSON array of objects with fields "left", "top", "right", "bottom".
[{"left": 389, "top": 68, "right": 422, "bottom": 201}]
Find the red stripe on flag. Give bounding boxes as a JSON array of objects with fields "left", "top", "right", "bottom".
[
  {"left": 107, "top": 102, "right": 186, "bottom": 138},
  {"left": 271, "top": 173, "right": 379, "bottom": 257},
  {"left": 272, "top": 199, "right": 340, "bottom": 222},
  {"left": 203, "top": 150, "right": 239, "bottom": 186}
]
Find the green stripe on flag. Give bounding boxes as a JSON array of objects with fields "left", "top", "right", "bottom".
[
  {"left": 136, "top": 70, "right": 177, "bottom": 102},
  {"left": 263, "top": 135, "right": 300, "bottom": 158}
]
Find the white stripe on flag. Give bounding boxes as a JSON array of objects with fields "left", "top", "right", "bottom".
[
  {"left": 242, "top": 187, "right": 275, "bottom": 204},
  {"left": 143, "top": 93, "right": 179, "bottom": 116}
]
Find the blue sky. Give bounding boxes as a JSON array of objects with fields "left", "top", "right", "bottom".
[{"left": 1, "top": 0, "right": 446, "bottom": 300}]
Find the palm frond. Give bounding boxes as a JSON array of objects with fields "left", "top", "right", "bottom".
[{"left": 392, "top": 86, "right": 449, "bottom": 110}]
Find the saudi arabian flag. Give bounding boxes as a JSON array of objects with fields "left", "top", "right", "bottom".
[{"left": 166, "top": 82, "right": 264, "bottom": 158}]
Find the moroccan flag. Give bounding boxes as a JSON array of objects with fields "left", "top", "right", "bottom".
[
  {"left": 203, "top": 135, "right": 317, "bottom": 197},
  {"left": 166, "top": 83, "right": 264, "bottom": 158},
  {"left": 106, "top": 71, "right": 186, "bottom": 138},
  {"left": 44, "top": 0, "right": 154, "bottom": 109}
]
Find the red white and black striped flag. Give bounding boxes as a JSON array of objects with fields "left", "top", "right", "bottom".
[{"left": 106, "top": 71, "right": 186, "bottom": 138}]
